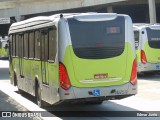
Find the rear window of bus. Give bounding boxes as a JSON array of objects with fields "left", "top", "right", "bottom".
[
  {"left": 68, "top": 16, "right": 125, "bottom": 59},
  {"left": 146, "top": 27, "right": 160, "bottom": 49}
]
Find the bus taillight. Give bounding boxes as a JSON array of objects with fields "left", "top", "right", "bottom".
[
  {"left": 59, "top": 63, "right": 71, "bottom": 90},
  {"left": 141, "top": 50, "right": 147, "bottom": 64},
  {"left": 130, "top": 59, "right": 137, "bottom": 85}
]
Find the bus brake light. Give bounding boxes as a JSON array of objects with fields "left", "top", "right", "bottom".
[
  {"left": 141, "top": 50, "right": 147, "bottom": 64},
  {"left": 59, "top": 63, "right": 71, "bottom": 90},
  {"left": 130, "top": 59, "right": 137, "bottom": 85}
]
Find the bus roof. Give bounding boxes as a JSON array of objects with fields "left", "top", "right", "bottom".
[
  {"left": 133, "top": 23, "right": 160, "bottom": 30},
  {"left": 9, "top": 13, "right": 128, "bottom": 34}
]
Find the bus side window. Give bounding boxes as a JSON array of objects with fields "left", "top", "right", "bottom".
[
  {"left": 35, "top": 31, "right": 40, "bottom": 59},
  {"left": 18, "top": 34, "right": 24, "bottom": 58},
  {"left": 24, "top": 33, "right": 29, "bottom": 58},
  {"left": 9, "top": 35, "right": 12, "bottom": 56},
  {"left": 40, "top": 29, "right": 48, "bottom": 61},
  {"left": 21, "top": 34, "right": 24, "bottom": 58},
  {"left": 29, "top": 31, "right": 34, "bottom": 58},
  {"left": 16, "top": 35, "right": 19, "bottom": 57},
  {"left": 44, "top": 30, "right": 49, "bottom": 61},
  {"left": 12, "top": 34, "right": 16, "bottom": 56},
  {"left": 49, "top": 28, "right": 57, "bottom": 61}
]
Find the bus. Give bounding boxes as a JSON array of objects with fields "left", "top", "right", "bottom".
[
  {"left": 0, "top": 37, "right": 9, "bottom": 59},
  {"left": 133, "top": 24, "right": 160, "bottom": 74},
  {"left": 9, "top": 13, "right": 137, "bottom": 107}
]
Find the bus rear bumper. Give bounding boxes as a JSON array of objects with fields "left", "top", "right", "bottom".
[
  {"left": 59, "top": 82, "right": 137, "bottom": 101},
  {"left": 137, "top": 62, "right": 160, "bottom": 73}
]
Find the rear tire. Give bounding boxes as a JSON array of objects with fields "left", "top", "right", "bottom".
[
  {"left": 13, "top": 73, "right": 24, "bottom": 94},
  {"left": 18, "top": 88, "right": 24, "bottom": 94},
  {"left": 36, "top": 84, "right": 49, "bottom": 108},
  {"left": 36, "top": 84, "right": 43, "bottom": 107}
]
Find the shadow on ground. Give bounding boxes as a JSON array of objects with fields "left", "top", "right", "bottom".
[
  {"left": 15, "top": 90, "right": 144, "bottom": 118},
  {"left": 138, "top": 73, "right": 160, "bottom": 82}
]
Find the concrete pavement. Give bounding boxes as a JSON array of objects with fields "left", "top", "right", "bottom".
[
  {"left": 0, "top": 60, "right": 40, "bottom": 120},
  {"left": 0, "top": 90, "right": 40, "bottom": 120}
]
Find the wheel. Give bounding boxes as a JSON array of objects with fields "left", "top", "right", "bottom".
[
  {"left": 18, "top": 88, "right": 24, "bottom": 94},
  {"left": 36, "top": 84, "right": 49, "bottom": 108},
  {"left": 13, "top": 72, "right": 24, "bottom": 94},
  {"left": 36, "top": 85, "right": 43, "bottom": 107}
]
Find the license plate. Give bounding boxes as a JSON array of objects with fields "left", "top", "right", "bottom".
[{"left": 94, "top": 74, "right": 108, "bottom": 79}]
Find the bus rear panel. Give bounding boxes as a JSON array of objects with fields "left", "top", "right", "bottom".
[{"left": 58, "top": 14, "right": 137, "bottom": 102}]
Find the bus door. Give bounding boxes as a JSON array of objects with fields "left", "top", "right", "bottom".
[
  {"left": 18, "top": 34, "right": 24, "bottom": 78},
  {"left": 41, "top": 30, "right": 49, "bottom": 85}
]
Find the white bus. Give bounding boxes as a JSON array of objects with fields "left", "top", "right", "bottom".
[
  {"left": 133, "top": 23, "right": 160, "bottom": 74},
  {"left": 9, "top": 13, "right": 137, "bottom": 107},
  {"left": 0, "top": 36, "right": 9, "bottom": 59}
]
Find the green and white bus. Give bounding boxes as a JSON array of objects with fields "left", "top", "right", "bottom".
[
  {"left": 133, "top": 24, "right": 160, "bottom": 74},
  {"left": 9, "top": 13, "right": 137, "bottom": 107},
  {"left": 0, "top": 37, "right": 9, "bottom": 59}
]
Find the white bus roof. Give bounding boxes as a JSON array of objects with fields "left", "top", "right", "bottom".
[
  {"left": 133, "top": 23, "right": 160, "bottom": 30},
  {"left": 9, "top": 13, "right": 128, "bottom": 34}
]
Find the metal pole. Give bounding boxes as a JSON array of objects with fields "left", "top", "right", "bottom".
[{"left": 148, "top": 0, "right": 157, "bottom": 24}]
